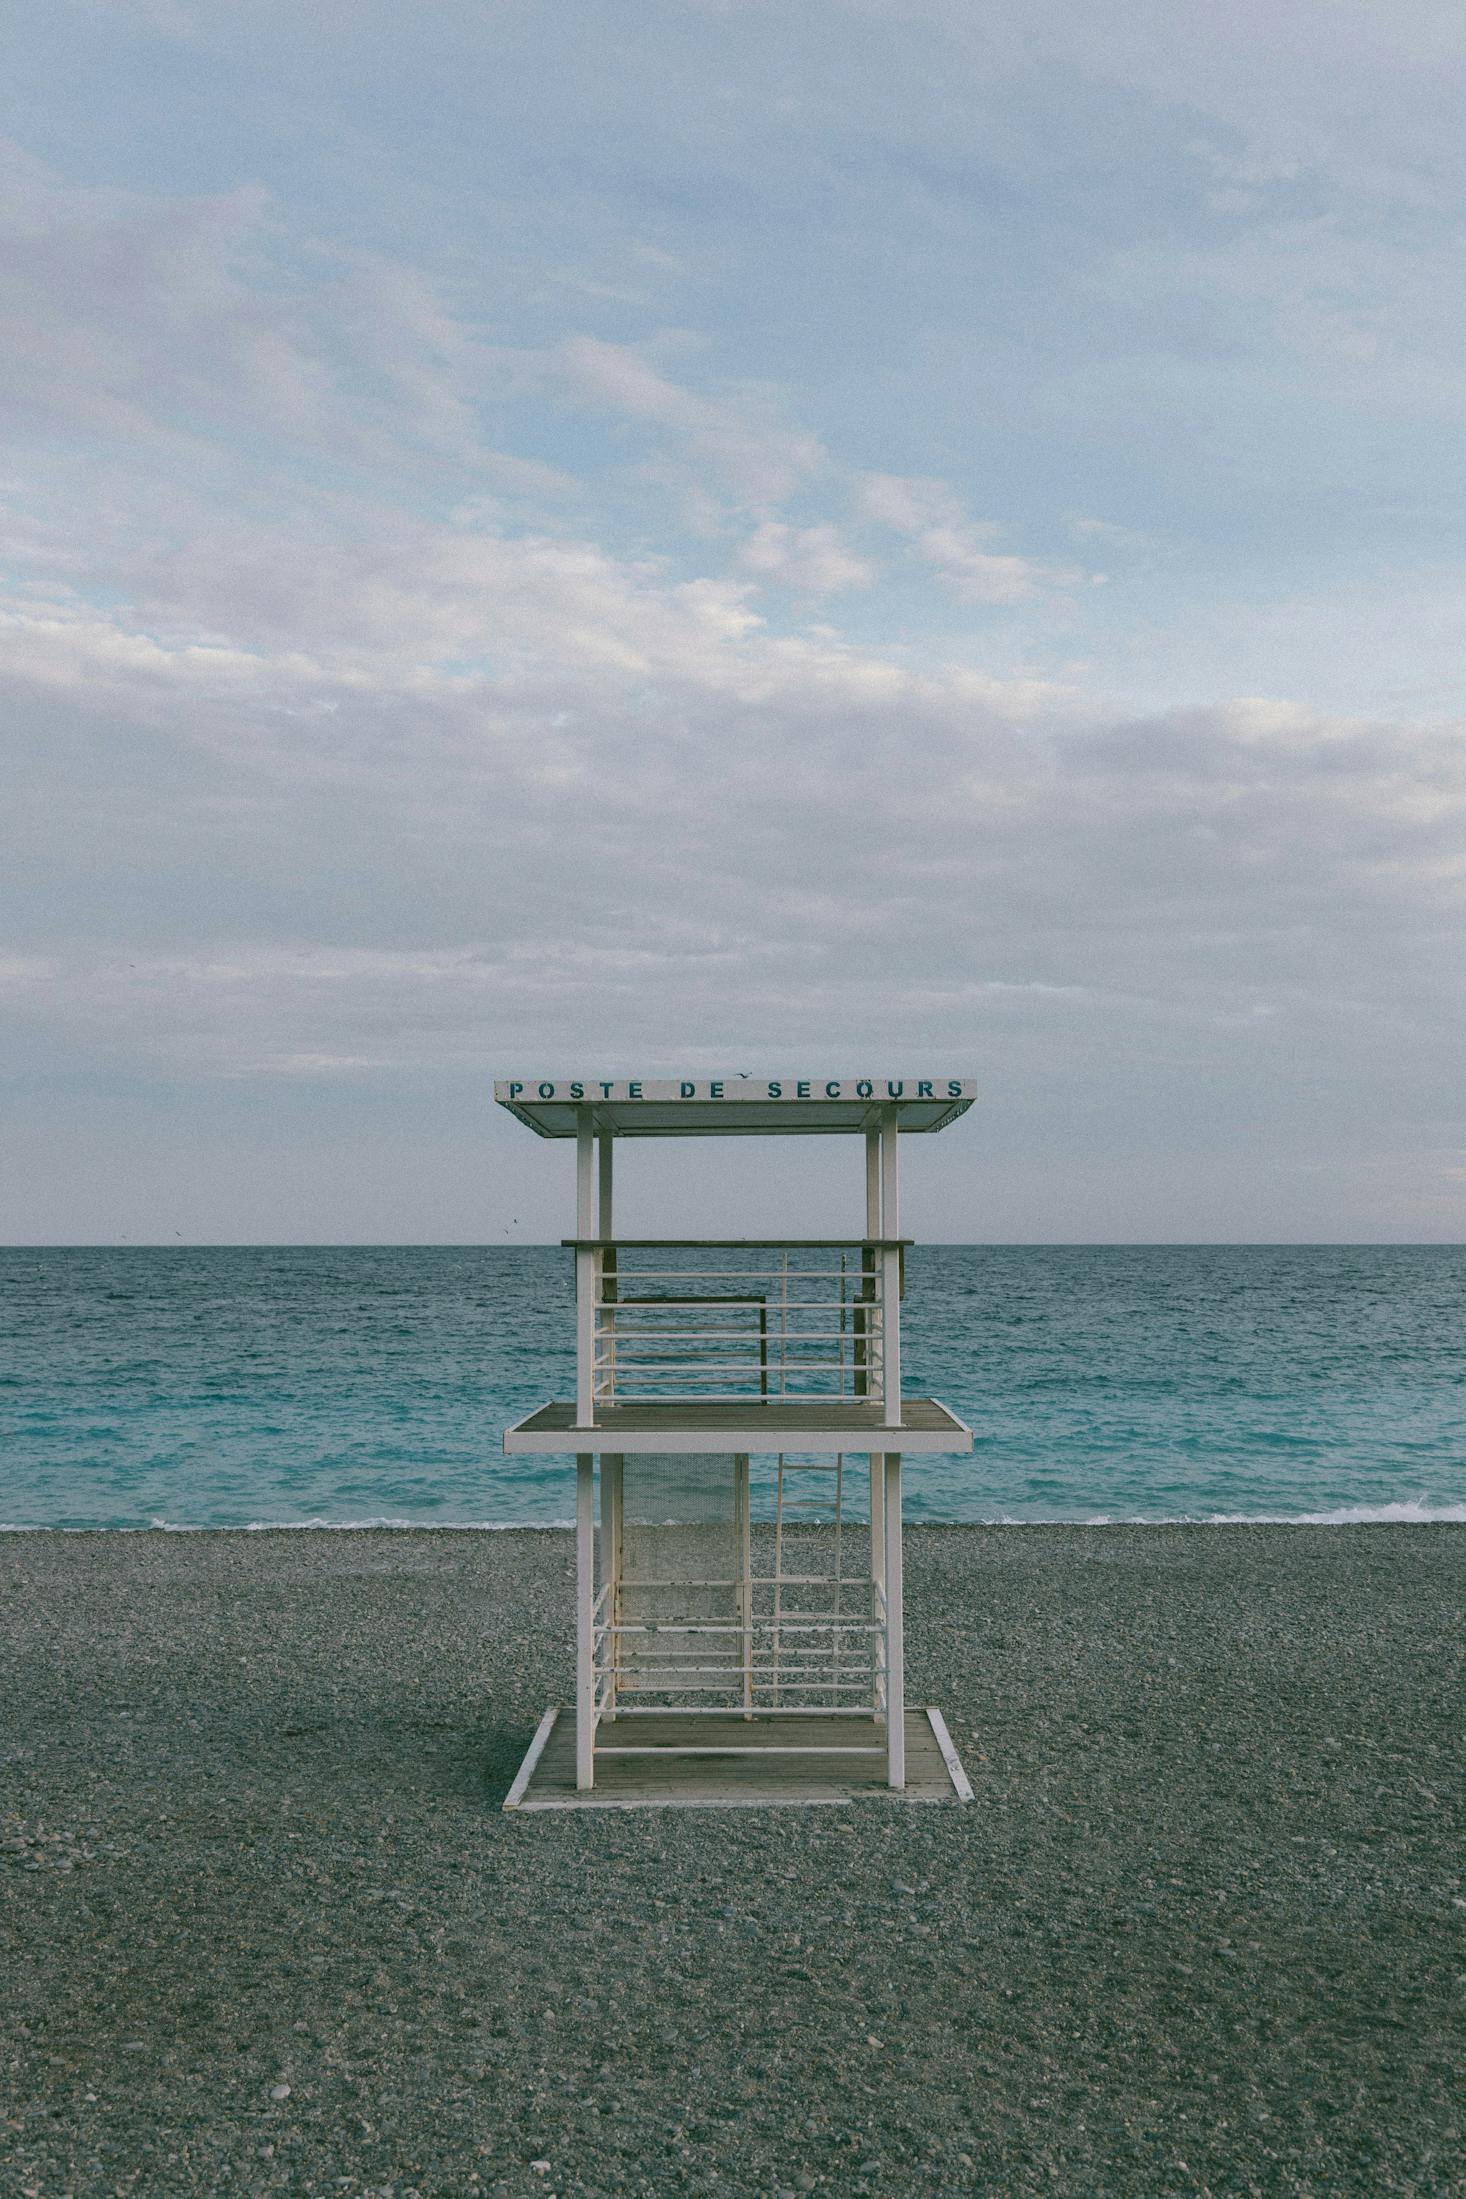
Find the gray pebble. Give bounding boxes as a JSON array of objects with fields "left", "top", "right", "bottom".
[{"left": 0, "top": 1522, "right": 1461, "bottom": 2198}]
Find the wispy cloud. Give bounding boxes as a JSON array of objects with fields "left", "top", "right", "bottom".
[
  {"left": 0, "top": 142, "right": 501, "bottom": 474},
  {"left": 737, "top": 519, "right": 875, "bottom": 594},
  {"left": 858, "top": 474, "right": 1076, "bottom": 604},
  {"left": 559, "top": 334, "right": 826, "bottom": 507}
]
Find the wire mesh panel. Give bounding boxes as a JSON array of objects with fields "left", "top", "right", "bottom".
[
  {"left": 613, "top": 1452, "right": 742, "bottom": 1705},
  {"left": 596, "top": 1452, "right": 886, "bottom": 1724},
  {"left": 752, "top": 1460, "right": 883, "bottom": 1712}
]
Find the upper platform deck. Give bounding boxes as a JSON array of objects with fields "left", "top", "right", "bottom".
[
  {"left": 495, "top": 1076, "right": 975, "bottom": 1139},
  {"left": 503, "top": 1396, "right": 973, "bottom": 1456}
]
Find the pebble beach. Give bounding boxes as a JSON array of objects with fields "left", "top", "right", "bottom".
[{"left": 3, "top": 1524, "right": 1463, "bottom": 2196}]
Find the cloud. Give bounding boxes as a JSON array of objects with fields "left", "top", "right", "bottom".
[
  {"left": 858, "top": 473, "right": 1075, "bottom": 603},
  {"left": 737, "top": 520, "right": 875, "bottom": 594},
  {"left": 6, "top": 517, "right": 1464, "bottom": 1107},
  {"left": 558, "top": 335, "right": 826, "bottom": 505},
  {"left": 0, "top": 141, "right": 500, "bottom": 473}
]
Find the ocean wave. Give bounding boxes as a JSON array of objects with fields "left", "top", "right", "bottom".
[
  {"left": 1198, "top": 1497, "right": 1466, "bottom": 1526},
  {"left": 1041, "top": 1498, "right": 1466, "bottom": 1526},
  {"left": 3, "top": 1504, "right": 1463, "bottom": 1533}
]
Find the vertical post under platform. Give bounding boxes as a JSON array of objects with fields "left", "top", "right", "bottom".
[
  {"left": 576, "top": 1453, "right": 595, "bottom": 1789},
  {"left": 870, "top": 1451, "right": 886, "bottom": 1709},
  {"left": 883, "top": 1452, "right": 905, "bottom": 1788},
  {"left": 600, "top": 1452, "right": 622, "bottom": 1717},
  {"left": 879, "top": 1108, "right": 901, "bottom": 1420},
  {"left": 576, "top": 1115, "right": 596, "bottom": 1426},
  {"left": 735, "top": 1453, "right": 753, "bottom": 1714},
  {"left": 598, "top": 1129, "right": 614, "bottom": 1236},
  {"left": 865, "top": 1125, "right": 885, "bottom": 1605}
]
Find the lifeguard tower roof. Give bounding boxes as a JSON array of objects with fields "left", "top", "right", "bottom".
[{"left": 494, "top": 1076, "right": 976, "bottom": 1139}]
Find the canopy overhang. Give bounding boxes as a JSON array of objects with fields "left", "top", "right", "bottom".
[{"left": 495, "top": 1076, "right": 976, "bottom": 1138}]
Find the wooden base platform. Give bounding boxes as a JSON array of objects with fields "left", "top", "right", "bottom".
[{"left": 503, "top": 1708, "right": 974, "bottom": 1811}]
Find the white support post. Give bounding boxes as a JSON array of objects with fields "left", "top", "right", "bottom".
[
  {"left": 866, "top": 1123, "right": 884, "bottom": 1564},
  {"left": 880, "top": 1108, "right": 902, "bottom": 1424},
  {"left": 735, "top": 1453, "right": 753, "bottom": 1715},
  {"left": 597, "top": 1128, "right": 616, "bottom": 1403},
  {"left": 576, "top": 1108, "right": 595, "bottom": 1232},
  {"left": 576, "top": 1112, "right": 595, "bottom": 1425},
  {"left": 599, "top": 1451, "right": 621, "bottom": 1716},
  {"left": 576, "top": 1453, "right": 596, "bottom": 1789},
  {"left": 608, "top": 1452, "right": 623, "bottom": 1714},
  {"left": 879, "top": 1106, "right": 899, "bottom": 1235},
  {"left": 576, "top": 1252, "right": 596, "bottom": 1422},
  {"left": 598, "top": 1129, "right": 614, "bottom": 1237},
  {"left": 869, "top": 1446, "right": 885, "bottom": 1690},
  {"left": 883, "top": 1452, "right": 905, "bottom": 1788}
]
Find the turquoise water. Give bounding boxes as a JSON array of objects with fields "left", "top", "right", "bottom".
[{"left": 2, "top": 1246, "right": 1464, "bottom": 1529}]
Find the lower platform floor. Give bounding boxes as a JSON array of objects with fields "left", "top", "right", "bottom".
[{"left": 503, "top": 1706, "right": 973, "bottom": 1811}]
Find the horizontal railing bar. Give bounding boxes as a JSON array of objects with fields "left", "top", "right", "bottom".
[
  {"left": 598, "top": 1398, "right": 874, "bottom": 1408},
  {"left": 610, "top": 1667, "right": 879, "bottom": 1681},
  {"left": 595, "top": 1341, "right": 869, "bottom": 1355},
  {"left": 614, "top": 1584, "right": 876, "bottom": 1595},
  {"left": 605, "top": 1630, "right": 879, "bottom": 1642},
  {"left": 615, "top": 1653, "right": 879, "bottom": 1671},
  {"left": 600, "top": 1380, "right": 870, "bottom": 1391},
  {"left": 598, "top": 1274, "right": 878, "bottom": 1283},
  {"left": 600, "top": 1289, "right": 872, "bottom": 1301},
  {"left": 602, "top": 1621, "right": 882, "bottom": 1636},
  {"left": 609, "top": 1667, "right": 876, "bottom": 1682},
  {"left": 749, "top": 1607, "right": 878, "bottom": 1617},
  {"left": 597, "top": 1354, "right": 865, "bottom": 1372},
  {"left": 612, "top": 1578, "right": 877, "bottom": 1590},
  {"left": 614, "top": 1659, "right": 875, "bottom": 1673},
  {"left": 594, "top": 1744, "right": 886, "bottom": 1757},
  {"left": 601, "top": 1339, "right": 867, "bottom": 1353},
  {"left": 598, "top": 1333, "right": 881, "bottom": 1345},
  {"left": 614, "top": 1691, "right": 876, "bottom": 1700},
  {"left": 598, "top": 1383, "right": 877, "bottom": 1396},
  {"left": 566, "top": 1238, "right": 911, "bottom": 1249},
  {"left": 599, "top": 1275, "right": 880, "bottom": 1284},
  {"left": 605, "top": 1705, "right": 883, "bottom": 1718},
  {"left": 614, "top": 1647, "right": 878, "bottom": 1663},
  {"left": 615, "top": 1681, "right": 878, "bottom": 1694},
  {"left": 599, "top": 1324, "right": 880, "bottom": 1337},
  {"left": 599, "top": 1320, "right": 868, "bottom": 1333},
  {"left": 606, "top": 1601, "right": 880, "bottom": 1616},
  {"left": 597, "top": 1397, "right": 879, "bottom": 1407},
  {"left": 597, "top": 1354, "right": 883, "bottom": 1372}
]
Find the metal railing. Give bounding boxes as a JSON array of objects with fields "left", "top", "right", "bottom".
[{"left": 585, "top": 1241, "right": 893, "bottom": 1408}]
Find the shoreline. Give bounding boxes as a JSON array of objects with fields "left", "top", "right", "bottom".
[
  {"left": 4, "top": 1524, "right": 1463, "bottom": 2193},
  {"left": 6, "top": 1500, "right": 1466, "bottom": 1533}
]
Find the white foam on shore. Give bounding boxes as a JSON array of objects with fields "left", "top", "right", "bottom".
[
  {"left": 223, "top": 1516, "right": 574, "bottom": 1532},
  {"left": 1066, "top": 1497, "right": 1466, "bottom": 1526},
  {"left": 3, "top": 1503, "right": 1464, "bottom": 1532},
  {"left": 1202, "top": 1497, "right": 1466, "bottom": 1526}
]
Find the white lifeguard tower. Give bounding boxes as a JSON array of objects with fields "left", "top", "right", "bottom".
[{"left": 498, "top": 1076, "right": 977, "bottom": 1811}]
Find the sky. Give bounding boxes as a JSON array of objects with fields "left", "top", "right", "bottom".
[{"left": 3, "top": 0, "right": 1465, "bottom": 1242}]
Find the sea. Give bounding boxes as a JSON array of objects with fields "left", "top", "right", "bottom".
[{"left": 2, "top": 1245, "right": 1464, "bottom": 1531}]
